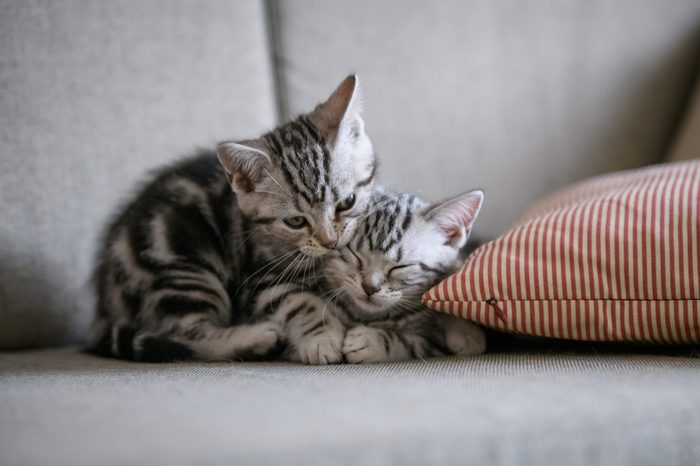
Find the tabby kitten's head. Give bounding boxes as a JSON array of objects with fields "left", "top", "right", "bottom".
[
  {"left": 325, "top": 189, "right": 483, "bottom": 320},
  {"left": 216, "top": 75, "right": 376, "bottom": 257}
]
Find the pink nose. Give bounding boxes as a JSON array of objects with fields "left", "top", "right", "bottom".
[{"left": 362, "top": 283, "right": 380, "bottom": 296}]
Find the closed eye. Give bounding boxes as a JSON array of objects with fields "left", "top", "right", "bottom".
[{"left": 388, "top": 263, "right": 416, "bottom": 276}]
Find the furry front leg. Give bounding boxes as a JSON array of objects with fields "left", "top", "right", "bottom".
[
  {"left": 438, "top": 314, "right": 486, "bottom": 356},
  {"left": 273, "top": 292, "right": 346, "bottom": 365},
  {"left": 172, "top": 315, "right": 283, "bottom": 361},
  {"left": 116, "top": 314, "right": 284, "bottom": 362},
  {"left": 343, "top": 326, "right": 413, "bottom": 363}
]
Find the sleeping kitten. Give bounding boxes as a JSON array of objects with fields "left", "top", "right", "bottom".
[
  {"left": 254, "top": 188, "right": 487, "bottom": 364},
  {"left": 333, "top": 189, "right": 487, "bottom": 363},
  {"left": 87, "top": 75, "right": 377, "bottom": 362}
]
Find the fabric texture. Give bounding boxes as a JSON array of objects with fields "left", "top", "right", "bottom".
[
  {"left": 424, "top": 161, "right": 700, "bottom": 343},
  {"left": 1, "top": 348, "right": 699, "bottom": 466},
  {"left": 0, "top": 0, "right": 276, "bottom": 349},
  {"left": 271, "top": 0, "right": 700, "bottom": 238}
]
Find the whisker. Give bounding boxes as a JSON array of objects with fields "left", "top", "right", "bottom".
[
  {"left": 355, "top": 197, "right": 396, "bottom": 221},
  {"left": 232, "top": 228, "right": 258, "bottom": 253},
  {"left": 254, "top": 190, "right": 288, "bottom": 199},
  {"left": 263, "top": 169, "right": 293, "bottom": 198},
  {"left": 234, "top": 249, "right": 298, "bottom": 296}
]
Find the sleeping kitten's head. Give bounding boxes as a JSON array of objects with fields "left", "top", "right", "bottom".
[
  {"left": 325, "top": 189, "right": 483, "bottom": 320},
  {"left": 216, "top": 75, "right": 376, "bottom": 258}
]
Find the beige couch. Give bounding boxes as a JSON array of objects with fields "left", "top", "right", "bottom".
[{"left": 1, "top": 1, "right": 699, "bottom": 464}]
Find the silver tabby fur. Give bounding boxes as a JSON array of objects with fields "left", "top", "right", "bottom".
[
  {"left": 253, "top": 188, "right": 487, "bottom": 364},
  {"left": 87, "top": 76, "right": 377, "bottom": 362}
]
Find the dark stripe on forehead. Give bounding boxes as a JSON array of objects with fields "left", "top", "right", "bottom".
[
  {"left": 365, "top": 217, "right": 375, "bottom": 250},
  {"left": 362, "top": 192, "right": 420, "bottom": 253},
  {"left": 301, "top": 116, "right": 335, "bottom": 205},
  {"left": 279, "top": 119, "right": 329, "bottom": 205},
  {"left": 284, "top": 124, "right": 305, "bottom": 152},
  {"left": 278, "top": 149, "right": 313, "bottom": 206},
  {"left": 270, "top": 128, "right": 314, "bottom": 206},
  {"left": 380, "top": 202, "right": 404, "bottom": 252},
  {"left": 299, "top": 117, "right": 325, "bottom": 148},
  {"left": 266, "top": 132, "right": 289, "bottom": 178},
  {"left": 401, "top": 209, "right": 413, "bottom": 231},
  {"left": 289, "top": 121, "right": 322, "bottom": 185}
]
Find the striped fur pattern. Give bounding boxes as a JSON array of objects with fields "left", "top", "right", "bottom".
[
  {"left": 254, "top": 188, "right": 487, "bottom": 364},
  {"left": 87, "top": 76, "right": 378, "bottom": 362}
]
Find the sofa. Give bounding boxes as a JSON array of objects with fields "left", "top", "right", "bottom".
[{"left": 1, "top": 1, "right": 699, "bottom": 464}]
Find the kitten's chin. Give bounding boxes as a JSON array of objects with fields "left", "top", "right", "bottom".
[{"left": 345, "top": 292, "right": 393, "bottom": 315}]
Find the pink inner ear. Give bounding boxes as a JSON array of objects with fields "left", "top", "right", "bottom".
[
  {"left": 433, "top": 195, "right": 482, "bottom": 241},
  {"left": 443, "top": 228, "right": 464, "bottom": 245},
  {"left": 217, "top": 143, "right": 269, "bottom": 193}
]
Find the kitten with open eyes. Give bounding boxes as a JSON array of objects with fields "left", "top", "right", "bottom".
[
  {"left": 254, "top": 188, "right": 487, "bottom": 364},
  {"left": 87, "top": 75, "right": 378, "bottom": 362}
]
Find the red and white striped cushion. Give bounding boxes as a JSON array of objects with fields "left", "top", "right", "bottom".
[{"left": 423, "top": 160, "right": 700, "bottom": 343}]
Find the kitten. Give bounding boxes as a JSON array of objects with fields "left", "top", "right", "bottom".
[
  {"left": 87, "top": 75, "right": 377, "bottom": 362},
  {"left": 253, "top": 188, "right": 487, "bottom": 364},
  {"left": 334, "top": 189, "right": 487, "bottom": 363}
]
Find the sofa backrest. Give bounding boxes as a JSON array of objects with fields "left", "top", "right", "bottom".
[
  {"left": 272, "top": 0, "right": 700, "bottom": 236},
  {"left": 1, "top": 0, "right": 699, "bottom": 349},
  {"left": 0, "top": 0, "right": 276, "bottom": 348}
]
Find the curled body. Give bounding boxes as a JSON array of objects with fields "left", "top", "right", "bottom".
[{"left": 87, "top": 76, "right": 378, "bottom": 362}]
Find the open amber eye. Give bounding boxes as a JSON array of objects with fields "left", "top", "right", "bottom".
[
  {"left": 283, "top": 216, "right": 308, "bottom": 229},
  {"left": 336, "top": 193, "right": 356, "bottom": 213}
]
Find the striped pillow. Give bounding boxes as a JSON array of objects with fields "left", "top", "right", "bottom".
[{"left": 423, "top": 160, "right": 700, "bottom": 344}]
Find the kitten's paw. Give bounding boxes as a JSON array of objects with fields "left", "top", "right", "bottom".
[
  {"left": 298, "top": 331, "right": 344, "bottom": 365},
  {"left": 238, "top": 321, "right": 283, "bottom": 356},
  {"left": 343, "top": 326, "right": 388, "bottom": 364},
  {"left": 444, "top": 318, "right": 486, "bottom": 356}
]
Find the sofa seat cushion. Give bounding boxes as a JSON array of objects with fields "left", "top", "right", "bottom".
[{"left": 1, "top": 349, "right": 699, "bottom": 465}]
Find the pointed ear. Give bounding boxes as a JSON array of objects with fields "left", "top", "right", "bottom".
[
  {"left": 216, "top": 141, "right": 271, "bottom": 193},
  {"left": 307, "top": 74, "right": 364, "bottom": 146},
  {"left": 424, "top": 190, "right": 484, "bottom": 248}
]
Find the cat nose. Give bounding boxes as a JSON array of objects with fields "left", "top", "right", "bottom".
[
  {"left": 321, "top": 239, "right": 337, "bottom": 250},
  {"left": 362, "top": 283, "right": 380, "bottom": 296}
]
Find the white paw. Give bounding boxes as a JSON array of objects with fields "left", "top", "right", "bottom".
[
  {"left": 444, "top": 318, "right": 486, "bottom": 356},
  {"left": 343, "top": 326, "right": 388, "bottom": 364},
  {"left": 239, "top": 321, "right": 283, "bottom": 355},
  {"left": 298, "top": 332, "right": 344, "bottom": 365}
]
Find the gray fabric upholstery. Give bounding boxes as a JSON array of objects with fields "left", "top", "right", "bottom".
[
  {"left": 2, "top": 5, "right": 699, "bottom": 464},
  {"left": 1, "top": 349, "right": 699, "bottom": 465},
  {"left": 272, "top": 0, "right": 700, "bottom": 237},
  {"left": 0, "top": 0, "right": 276, "bottom": 348},
  {"left": 3, "top": 0, "right": 700, "bottom": 349}
]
